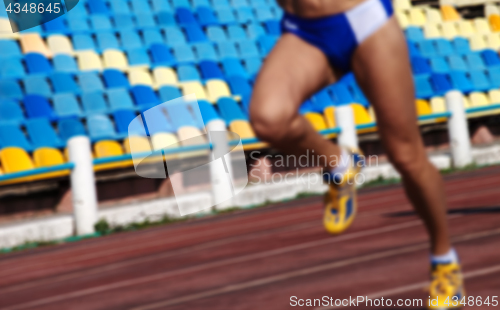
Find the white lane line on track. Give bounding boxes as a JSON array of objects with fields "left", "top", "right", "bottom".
[{"left": 315, "top": 264, "right": 500, "bottom": 309}]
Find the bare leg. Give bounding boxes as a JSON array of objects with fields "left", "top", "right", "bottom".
[
  {"left": 352, "top": 18, "right": 451, "bottom": 255},
  {"left": 250, "top": 34, "right": 341, "bottom": 168}
]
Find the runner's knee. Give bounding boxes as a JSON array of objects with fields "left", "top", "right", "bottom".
[
  {"left": 250, "top": 98, "right": 299, "bottom": 144},
  {"left": 387, "top": 144, "right": 427, "bottom": 177}
]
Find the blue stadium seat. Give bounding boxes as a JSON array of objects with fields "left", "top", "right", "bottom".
[
  {"left": 264, "top": 20, "right": 281, "bottom": 36},
  {"left": 50, "top": 73, "right": 80, "bottom": 94},
  {"left": 221, "top": 58, "right": 249, "bottom": 79},
  {"left": 429, "top": 56, "right": 450, "bottom": 74},
  {"left": 107, "top": 89, "right": 135, "bottom": 110},
  {"left": 255, "top": 7, "right": 274, "bottom": 21},
  {"left": 238, "top": 39, "right": 260, "bottom": 58},
  {"left": 411, "top": 57, "right": 432, "bottom": 75},
  {"left": 330, "top": 83, "right": 354, "bottom": 104},
  {"left": 159, "top": 86, "right": 183, "bottom": 102},
  {"left": 199, "top": 60, "right": 225, "bottom": 79},
  {"left": 430, "top": 73, "right": 452, "bottom": 96},
  {"left": 131, "top": 85, "right": 161, "bottom": 109},
  {"left": 212, "top": 0, "right": 230, "bottom": 9},
  {"left": 152, "top": 0, "right": 172, "bottom": 12},
  {"left": 103, "top": 69, "right": 130, "bottom": 89},
  {"left": 227, "top": 25, "right": 247, "bottom": 41},
  {"left": 196, "top": 6, "right": 219, "bottom": 26},
  {"left": 23, "top": 95, "right": 57, "bottom": 120},
  {"left": 172, "top": 0, "right": 191, "bottom": 8},
  {"left": 135, "top": 13, "right": 156, "bottom": 28},
  {"left": 25, "top": 53, "right": 53, "bottom": 74},
  {"left": 53, "top": 55, "right": 79, "bottom": 73},
  {"left": 113, "top": 110, "right": 138, "bottom": 134},
  {"left": 228, "top": 76, "right": 252, "bottom": 98},
  {"left": 194, "top": 43, "right": 218, "bottom": 61},
  {"left": 198, "top": 99, "right": 221, "bottom": 123},
  {"left": 58, "top": 118, "right": 87, "bottom": 141},
  {"left": 481, "top": 50, "right": 500, "bottom": 67},
  {"left": 405, "top": 27, "right": 424, "bottom": 42},
  {"left": 128, "top": 48, "right": 152, "bottom": 66},
  {"left": 24, "top": 76, "right": 52, "bottom": 97},
  {"left": 207, "top": 26, "right": 228, "bottom": 42},
  {"left": 0, "top": 58, "right": 25, "bottom": 78},
  {"left": 0, "top": 124, "right": 32, "bottom": 150},
  {"left": 0, "top": 100, "right": 24, "bottom": 124},
  {"left": 0, "top": 40, "right": 22, "bottom": 59},
  {"left": 435, "top": 39, "right": 454, "bottom": 57},
  {"left": 120, "top": 31, "right": 143, "bottom": 50},
  {"left": 250, "top": 0, "right": 268, "bottom": 8},
  {"left": 185, "top": 24, "right": 208, "bottom": 43},
  {"left": 465, "top": 52, "right": 486, "bottom": 71},
  {"left": 299, "top": 99, "right": 315, "bottom": 114},
  {"left": 78, "top": 72, "right": 104, "bottom": 92},
  {"left": 177, "top": 65, "right": 201, "bottom": 81},
  {"left": 150, "top": 44, "right": 177, "bottom": 67},
  {"left": 448, "top": 55, "right": 468, "bottom": 71},
  {"left": 448, "top": 71, "right": 473, "bottom": 93},
  {"left": 0, "top": 80, "right": 23, "bottom": 100},
  {"left": 43, "top": 17, "right": 68, "bottom": 33},
  {"left": 216, "top": 8, "right": 237, "bottom": 24},
  {"left": 257, "top": 35, "right": 278, "bottom": 56},
  {"left": 131, "top": 0, "right": 152, "bottom": 13},
  {"left": 97, "top": 32, "right": 120, "bottom": 50},
  {"left": 244, "top": 57, "right": 261, "bottom": 77},
  {"left": 68, "top": 18, "right": 90, "bottom": 32},
  {"left": 114, "top": 16, "right": 134, "bottom": 29},
  {"left": 176, "top": 7, "right": 198, "bottom": 25},
  {"left": 312, "top": 89, "right": 336, "bottom": 111},
  {"left": 157, "top": 12, "right": 176, "bottom": 26},
  {"left": 487, "top": 67, "right": 500, "bottom": 88},
  {"left": 217, "top": 41, "right": 239, "bottom": 59},
  {"left": 110, "top": 0, "right": 131, "bottom": 14},
  {"left": 164, "top": 26, "right": 188, "bottom": 47},
  {"left": 414, "top": 75, "right": 433, "bottom": 98},
  {"left": 165, "top": 101, "right": 199, "bottom": 129},
  {"left": 26, "top": 118, "right": 63, "bottom": 148},
  {"left": 67, "top": 2, "right": 87, "bottom": 17},
  {"left": 81, "top": 92, "right": 109, "bottom": 114},
  {"left": 140, "top": 110, "right": 174, "bottom": 134},
  {"left": 407, "top": 41, "right": 420, "bottom": 57},
  {"left": 247, "top": 23, "right": 265, "bottom": 39},
  {"left": 174, "top": 45, "right": 197, "bottom": 64},
  {"left": 217, "top": 97, "right": 247, "bottom": 123},
  {"left": 418, "top": 40, "right": 438, "bottom": 58},
  {"left": 87, "top": 0, "right": 109, "bottom": 14},
  {"left": 143, "top": 29, "right": 164, "bottom": 46},
  {"left": 469, "top": 70, "right": 491, "bottom": 92},
  {"left": 87, "top": 114, "right": 117, "bottom": 140},
  {"left": 453, "top": 37, "right": 471, "bottom": 55},
  {"left": 231, "top": 0, "right": 249, "bottom": 8},
  {"left": 73, "top": 34, "right": 97, "bottom": 50},
  {"left": 53, "top": 93, "right": 83, "bottom": 117},
  {"left": 90, "top": 15, "right": 113, "bottom": 31},
  {"left": 193, "top": 0, "right": 211, "bottom": 7},
  {"left": 236, "top": 7, "right": 255, "bottom": 23}
]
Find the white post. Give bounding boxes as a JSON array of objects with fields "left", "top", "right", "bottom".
[
  {"left": 206, "top": 119, "right": 234, "bottom": 210},
  {"left": 335, "top": 104, "right": 358, "bottom": 149},
  {"left": 68, "top": 136, "right": 98, "bottom": 235},
  {"left": 445, "top": 91, "right": 472, "bottom": 168}
]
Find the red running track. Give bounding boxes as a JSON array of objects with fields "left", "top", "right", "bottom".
[{"left": 1, "top": 166, "right": 500, "bottom": 310}]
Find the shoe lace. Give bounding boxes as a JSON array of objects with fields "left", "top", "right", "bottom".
[{"left": 429, "top": 264, "right": 462, "bottom": 297}]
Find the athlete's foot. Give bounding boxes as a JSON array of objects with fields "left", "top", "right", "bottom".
[
  {"left": 322, "top": 148, "right": 364, "bottom": 234},
  {"left": 427, "top": 262, "right": 465, "bottom": 309}
]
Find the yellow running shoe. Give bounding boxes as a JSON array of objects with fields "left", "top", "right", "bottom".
[
  {"left": 427, "top": 262, "right": 465, "bottom": 309},
  {"left": 323, "top": 149, "right": 363, "bottom": 235}
]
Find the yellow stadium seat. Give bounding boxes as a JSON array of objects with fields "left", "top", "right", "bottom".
[
  {"left": 323, "top": 107, "right": 336, "bottom": 129},
  {"left": 441, "top": 5, "right": 461, "bottom": 22},
  {"left": 442, "top": 21, "right": 459, "bottom": 39},
  {"left": 408, "top": 8, "right": 427, "bottom": 26},
  {"left": 469, "top": 92, "right": 489, "bottom": 107},
  {"left": 0, "top": 147, "right": 35, "bottom": 185},
  {"left": 94, "top": 140, "right": 129, "bottom": 170},
  {"left": 351, "top": 104, "right": 372, "bottom": 125},
  {"left": 470, "top": 34, "right": 487, "bottom": 50},
  {"left": 229, "top": 120, "right": 266, "bottom": 150},
  {"left": 0, "top": 18, "right": 19, "bottom": 39},
  {"left": 151, "top": 132, "right": 180, "bottom": 160},
  {"left": 489, "top": 14, "right": 500, "bottom": 32},
  {"left": 77, "top": 51, "right": 103, "bottom": 71},
  {"left": 124, "top": 136, "right": 152, "bottom": 153},
  {"left": 474, "top": 18, "right": 491, "bottom": 34},
  {"left": 206, "top": 80, "right": 232, "bottom": 103},
  {"left": 33, "top": 147, "right": 70, "bottom": 179},
  {"left": 20, "top": 33, "right": 52, "bottom": 57},
  {"left": 103, "top": 50, "right": 129, "bottom": 71},
  {"left": 426, "top": 8, "right": 443, "bottom": 24},
  {"left": 181, "top": 81, "right": 208, "bottom": 101},
  {"left": 177, "top": 127, "right": 208, "bottom": 158},
  {"left": 47, "top": 35, "right": 74, "bottom": 55},
  {"left": 485, "top": 4, "right": 500, "bottom": 17},
  {"left": 416, "top": 99, "right": 432, "bottom": 115},
  {"left": 304, "top": 113, "right": 327, "bottom": 131},
  {"left": 424, "top": 23, "right": 442, "bottom": 38},
  {"left": 368, "top": 106, "right": 377, "bottom": 122},
  {"left": 395, "top": 11, "right": 410, "bottom": 29},
  {"left": 457, "top": 20, "right": 475, "bottom": 37},
  {"left": 129, "top": 68, "right": 154, "bottom": 86},
  {"left": 488, "top": 89, "right": 500, "bottom": 103},
  {"left": 153, "top": 67, "right": 178, "bottom": 87},
  {"left": 394, "top": 0, "right": 411, "bottom": 11},
  {"left": 430, "top": 97, "right": 446, "bottom": 113},
  {"left": 485, "top": 33, "right": 500, "bottom": 49}
]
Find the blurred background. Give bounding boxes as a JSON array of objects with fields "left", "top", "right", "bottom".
[{"left": 0, "top": 0, "right": 500, "bottom": 309}]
